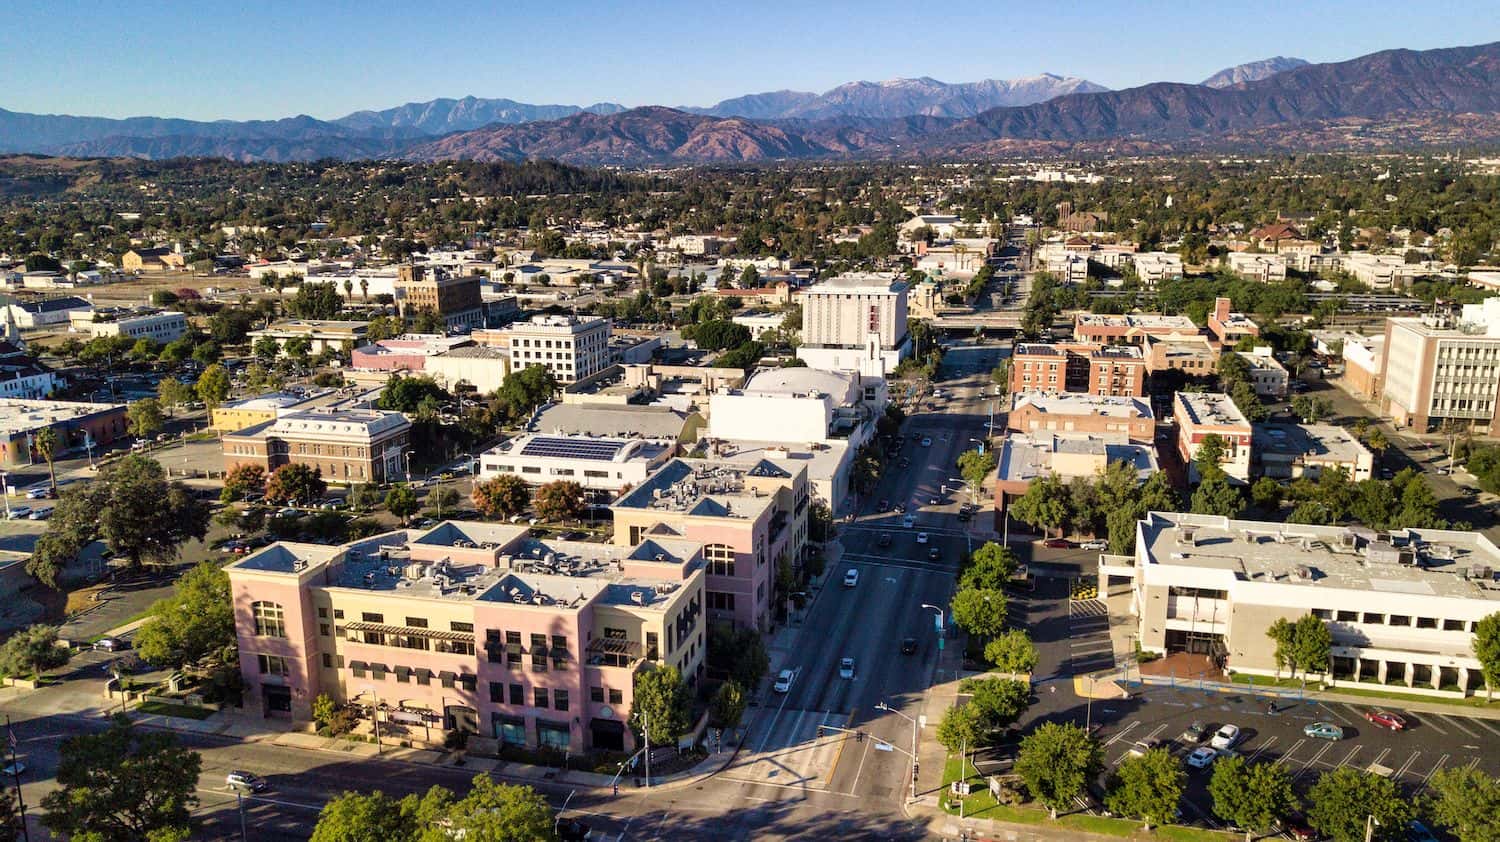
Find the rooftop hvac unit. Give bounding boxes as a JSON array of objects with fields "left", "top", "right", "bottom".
[
  {"left": 630, "top": 591, "right": 646, "bottom": 605},
  {"left": 1180, "top": 527, "right": 1196, "bottom": 546},
  {"left": 1471, "top": 565, "right": 1494, "bottom": 581},
  {"left": 1295, "top": 565, "right": 1312, "bottom": 580}
]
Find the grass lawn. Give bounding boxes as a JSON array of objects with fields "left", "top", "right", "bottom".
[
  {"left": 939, "top": 751, "right": 1235, "bottom": 840},
  {"left": 136, "top": 700, "right": 214, "bottom": 720},
  {"left": 1228, "top": 672, "right": 1498, "bottom": 710}
]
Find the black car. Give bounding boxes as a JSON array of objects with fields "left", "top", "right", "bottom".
[
  {"left": 900, "top": 638, "right": 919, "bottom": 655},
  {"left": 557, "top": 818, "right": 592, "bottom": 841}
]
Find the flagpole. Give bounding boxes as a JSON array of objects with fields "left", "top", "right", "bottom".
[{"left": 5, "top": 717, "right": 30, "bottom": 842}]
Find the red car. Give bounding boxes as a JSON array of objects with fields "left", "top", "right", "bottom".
[
  {"left": 1363, "top": 710, "right": 1407, "bottom": 731},
  {"left": 1043, "top": 538, "right": 1072, "bottom": 549}
]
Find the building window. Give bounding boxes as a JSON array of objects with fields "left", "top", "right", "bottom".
[
  {"left": 530, "top": 633, "right": 549, "bottom": 672},
  {"left": 251, "top": 602, "right": 286, "bottom": 638},
  {"left": 257, "top": 654, "right": 288, "bottom": 676},
  {"left": 591, "top": 686, "right": 604, "bottom": 703},
  {"left": 489, "top": 682, "right": 504, "bottom": 703},
  {"left": 705, "top": 544, "right": 736, "bottom": 577},
  {"left": 1389, "top": 615, "right": 1412, "bottom": 626},
  {"left": 551, "top": 634, "right": 569, "bottom": 670},
  {"left": 533, "top": 687, "right": 549, "bottom": 709},
  {"left": 451, "top": 621, "right": 474, "bottom": 633},
  {"left": 509, "top": 683, "right": 523, "bottom": 705},
  {"left": 322, "top": 653, "right": 333, "bottom": 668},
  {"left": 405, "top": 617, "right": 428, "bottom": 629},
  {"left": 646, "top": 632, "right": 659, "bottom": 661},
  {"left": 361, "top": 612, "right": 384, "bottom": 623},
  {"left": 506, "top": 631, "right": 523, "bottom": 668},
  {"left": 319, "top": 624, "right": 330, "bottom": 637},
  {"left": 608, "top": 688, "right": 623, "bottom": 705},
  {"left": 554, "top": 689, "right": 569, "bottom": 712},
  {"left": 708, "top": 592, "right": 735, "bottom": 612}
]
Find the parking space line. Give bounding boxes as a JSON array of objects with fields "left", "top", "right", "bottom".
[
  {"left": 1319, "top": 703, "right": 1354, "bottom": 725},
  {"left": 1369, "top": 748, "right": 1390, "bottom": 769},
  {"left": 1395, "top": 751, "right": 1422, "bottom": 779},
  {"left": 1437, "top": 715, "right": 1481, "bottom": 739},
  {"left": 1419, "top": 715, "right": 1448, "bottom": 735},
  {"left": 1415, "top": 754, "right": 1449, "bottom": 796},
  {"left": 1273, "top": 738, "right": 1307, "bottom": 766},
  {"left": 1468, "top": 717, "right": 1500, "bottom": 739},
  {"left": 1333, "top": 745, "right": 1363, "bottom": 770},
  {"left": 1104, "top": 721, "right": 1139, "bottom": 746},
  {"left": 1246, "top": 736, "right": 1277, "bottom": 762},
  {"left": 1293, "top": 743, "right": 1334, "bottom": 780}
]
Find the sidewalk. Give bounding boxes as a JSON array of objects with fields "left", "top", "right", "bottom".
[{"left": 1127, "top": 672, "right": 1500, "bottom": 720}]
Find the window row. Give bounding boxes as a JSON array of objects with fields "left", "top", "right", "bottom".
[{"left": 488, "top": 681, "right": 570, "bottom": 712}]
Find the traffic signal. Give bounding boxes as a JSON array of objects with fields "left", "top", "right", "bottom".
[
  {"left": 816, "top": 726, "right": 825, "bottom": 738},
  {"left": 856, "top": 730, "right": 864, "bottom": 743}
]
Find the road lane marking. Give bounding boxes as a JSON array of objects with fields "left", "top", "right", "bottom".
[{"left": 194, "top": 789, "right": 322, "bottom": 811}]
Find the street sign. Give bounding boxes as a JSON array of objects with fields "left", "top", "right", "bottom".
[{"left": 874, "top": 742, "right": 894, "bottom": 752}]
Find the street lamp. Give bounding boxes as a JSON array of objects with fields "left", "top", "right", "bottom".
[
  {"left": 875, "top": 701, "right": 920, "bottom": 804},
  {"left": 921, "top": 604, "right": 945, "bottom": 653},
  {"left": 362, "top": 686, "right": 383, "bottom": 755},
  {"left": 403, "top": 452, "right": 412, "bottom": 483}
]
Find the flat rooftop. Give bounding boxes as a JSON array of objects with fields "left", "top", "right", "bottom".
[
  {"left": 1010, "top": 391, "right": 1154, "bottom": 420},
  {"left": 998, "top": 433, "right": 1157, "bottom": 484},
  {"left": 1252, "top": 423, "right": 1370, "bottom": 462},
  {"left": 1139, "top": 512, "right": 1500, "bottom": 602},
  {"left": 533, "top": 402, "right": 689, "bottom": 440},
  {"left": 0, "top": 398, "right": 122, "bottom": 434},
  {"left": 1076, "top": 313, "right": 1198, "bottom": 331},
  {"left": 222, "top": 391, "right": 327, "bottom": 412},
  {"left": 802, "top": 273, "right": 907, "bottom": 295},
  {"left": 485, "top": 433, "right": 669, "bottom": 463},
  {"left": 1174, "top": 392, "right": 1250, "bottom": 429}
]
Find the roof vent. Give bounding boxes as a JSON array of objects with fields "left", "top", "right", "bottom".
[
  {"left": 1295, "top": 565, "right": 1312, "bottom": 580},
  {"left": 630, "top": 591, "right": 646, "bottom": 605}
]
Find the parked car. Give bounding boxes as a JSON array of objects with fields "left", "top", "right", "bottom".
[
  {"left": 4, "top": 506, "right": 31, "bottom": 520},
  {"left": 1284, "top": 816, "right": 1318, "bottom": 840},
  {"left": 556, "top": 818, "right": 593, "bottom": 841},
  {"left": 24, "top": 486, "right": 51, "bottom": 500},
  {"left": 1, "top": 761, "right": 24, "bottom": 777},
  {"left": 920, "top": 437, "right": 932, "bottom": 447},
  {"left": 900, "top": 638, "right": 918, "bottom": 655},
  {"left": 894, "top": 502, "right": 907, "bottom": 514},
  {"left": 1363, "top": 710, "right": 1407, "bottom": 731},
  {"left": 1303, "top": 722, "right": 1344, "bottom": 741},
  {"left": 1210, "top": 724, "right": 1241, "bottom": 750},
  {"left": 1185, "top": 746, "right": 1218, "bottom": 769},
  {"left": 843, "top": 569, "right": 860, "bottom": 588},
  {"left": 877, "top": 533, "right": 892, "bottom": 549},
  {"left": 225, "top": 770, "right": 267, "bottom": 792},
  {"left": 1127, "top": 738, "right": 1166, "bottom": 758},
  {"left": 839, "top": 658, "right": 855, "bottom": 680},
  {"left": 916, "top": 532, "right": 929, "bottom": 544},
  {"left": 1179, "top": 721, "right": 1208, "bottom": 743},
  {"left": 928, "top": 547, "right": 941, "bottom": 560},
  {"left": 1043, "top": 538, "right": 1071, "bottom": 549},
  {"left": 27, "top": 507, "right": 52, "bottom": 520},
  {"left": 1406, "top": 820, "right": 1439, "bottom": 842},
  {"left": 1079, "top": 540, "right": 1107, "bottom": 551},
  {"left": 772, "top": 669, "right": 795, "bottom": 694},
  {"left": 901, "top": 515, "right": 915, "bottom": 528}
]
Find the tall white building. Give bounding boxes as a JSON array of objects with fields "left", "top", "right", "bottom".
[
  {"left": 1380, "top": 301, "right": 1500, "bottom": 434},
  {"left": 501, "top": 315, "right": 612, "bottom": 385},
  {"left": 796, "top": 274, "right": 910, "bottom": 377}
]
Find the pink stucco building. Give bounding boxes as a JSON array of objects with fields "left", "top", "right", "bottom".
[{"left": 227, "top": 521, "right": 705, "bottom": 753}]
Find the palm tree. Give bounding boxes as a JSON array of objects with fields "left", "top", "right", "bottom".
[
  {"left": 343, "top": 279, "right": 354, "bottom": 300},
  {"left": 34, "top": 427, "right": 60, "bottom": 495},
  {"left": 359, "top": 278, "right": 369, "bottom": 301}
]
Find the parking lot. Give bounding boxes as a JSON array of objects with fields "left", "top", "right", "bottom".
[{"left": 1089, "top": 683, "right": 1500, "bottom": 829}]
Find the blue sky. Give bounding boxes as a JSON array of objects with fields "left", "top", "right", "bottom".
[{"left": 3, "top": 0, "right": 1498, "bottom": 121}]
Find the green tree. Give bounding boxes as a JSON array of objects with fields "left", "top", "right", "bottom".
[
  {"left": 472, "top": 475, "right": 531, "bottom": 519},
  {"left": 1210, "top": 755, "right": 1298, "bottom": 841},
  {"left": 960, "top": 543, "right": 1018, "bottom": 592},
  {"left": 252, "top": 335, "right": 282, "bottom": 361},
  {"left": 127, "top": 398, "right": 165, "bottom": 439},
  {"left": 378, "top": 376, "right": 450, "bottom": 414},
  {"left": 710, "top": 680, "right": 747, "bottom": 729},
  {"left": 957, "top": 448, "right": 997, "bottom": 491},
  {"left": 1394, "top": 475, "right": 1444, "bottom": 529},
  {"left": 707, "top": 625, "right": 769, "bottom": 689},
  {"left": 960, "top": 677, "right": 1033, "bottom": 737},
  {"left": 156, "top": 378, "right": 194, "bottom": 413},
  {"left": 1473, "top": 612, "right": 1500, "bottom": 700},
  {"left": 715, "top": 340, "right": 766, "bottom": 370},
  {"left": 0, "top": 624, "right": 70, "bottom": 678},
  {"left": 41, "top": 716, "right": 201, "bottom": 842},
  {"left": 1267, "top": 617, "right": 1296, "bottom": 678},
  {"left": 1250, "top": 476, "right": 1283, "bottom": 511},
  {"left": 347, "top": 482, "right": 383, "bottom": 511},
  {"left": 984, "top": 630, "right": 1039, "bottom": 675},
  {"left": 950, "top": 587, "right": 1007, "bottom": 638},
  {"left": 191, "top": 340, "right": 221, "bottom": 366},
  {"left": 309, "top": 790, "right": 417, "bottom": 842},
  {"left": 688, "top": 319, "right": 751, "bottom": 351},
  {"left": 1193, "top": 433, "right": 1228, "bottom": 480},
  {"left": 425, "top": 486, "right": 461, "bottom": 517},
  {"left": 1307, "top": 767, "right": 1412, "bottom": 842},
  {"left": 1293, "top": 613, "right": 1333, "bottom": 677},
  {"left": 1106, "top": 748, "right": 1184, "bottom": 830},
  {"left": 1191, "top": 472, "right": 1244, "bottom": 517},
  {"left": 384, "top": 484, "right": 420, "bottom": 521},
  {"left": 632, "top": 665, "right": 691, "bottom": 746},
  {"left": 264, "top": 462, "right": 327, "bottom": 505},
  {"left": 433, "top": 775, "right": 555, "bottom": 842},
  {"left": 1009, "top": 472, "right": 1070, "bottom": 537},
  {"left": 33, "top": 425, "right": 61, "bottom": 495},
  {"left": 194, "top": 363, "right": 231, "bottom": 410},
  {"left": 1291, "top": 394, "right": 1333, "bottom": 423},
  {"left": 1424, "top": 766, "right": 1500, "bottom": 842},
  {"left": 288, "top": 282, "right": 344, "bottom": 320},
  {"left": 221, "top": 463, "right": 267, "bottom": 503},
  {"left": 936, "top": 703, "right": 984, "bottom": 752},
  {"left": 44, "top": 454, "right": 209, "bottom": 570},
  {"left": 496, "top": 365, "right": 558, "bottom": 421},
  {"left": 534, "top": 480, "right": 585, "bottom": 522},
  {"left": 1138, "top": 470, "right": 1181, "bottom": 513},
  {"left": 134, "top": 562, "right": 233, "bottom": 668},
  {"left": 1015, "top": 722, "right": 1101, "bottom": 819}
]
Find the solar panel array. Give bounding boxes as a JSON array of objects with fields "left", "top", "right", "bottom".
[{"left": 518, "top": 436, "right": 626, "bottom": 461}]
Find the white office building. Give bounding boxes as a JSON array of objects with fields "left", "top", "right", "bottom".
[
  {"left": 501, "top": 315, "right": 612, "bottom": 385},
  {"left": 477, "top": 434, "right": 673, "bottom": 494},
  {"left": 796, "top": 274, "right": 910, "bottom": 377}
]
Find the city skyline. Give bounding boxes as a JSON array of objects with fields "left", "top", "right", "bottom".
[{"left": 2, "top": 0, "right": 1498, "bottom": 121}]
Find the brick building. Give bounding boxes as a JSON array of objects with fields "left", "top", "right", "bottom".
[{"left": 222, "top": 408, "right": 411, "bottom": 484}]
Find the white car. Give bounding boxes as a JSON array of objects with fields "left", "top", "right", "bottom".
[
  {"left": 920, "top": 437, "right": 932, "bottom": 447},
  {"left": 839, "top": 657, "right": 855, "bottom": 680},
  {"left": 1210, "top": 724, "right": 1241, "bottom": 750},
  {"left": 4, "top": 506, "right": 31, "bottom": 520},
  {"left": 916, "top": 532, "right": 930, "bottom": 544},
  {"left": 901, "top": 515, "right": 915, "bottom": 528},
  {"left": 1185, "top": 747, "right": 1218, "bottom": 769},
  {"left": 772, "top": 669, "right": 795, "bottom": 693},
  {"left": 843, "top": 568, "right": 859, "bottom": 588},
  {"left": 1, "top": 760, "right": 23, "bottom": 777},
  {"left": 1079, "top": 540, "right": 1107, "bottom": 551}
]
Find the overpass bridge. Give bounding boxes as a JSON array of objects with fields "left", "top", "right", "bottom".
[{"left": 931, "top": 311, "right": 1023, "bottom": 331}]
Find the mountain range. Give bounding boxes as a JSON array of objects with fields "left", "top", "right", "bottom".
[
  {"left": 3, "top": 44, "right": 1497, "bottom": 163},
  {"left": 1200, "top": 56, "right": 1310, "bottom": 88}
]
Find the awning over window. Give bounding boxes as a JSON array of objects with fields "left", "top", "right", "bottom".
[{"left": 344, "top": 621, "right": 476, "bottom": 642}]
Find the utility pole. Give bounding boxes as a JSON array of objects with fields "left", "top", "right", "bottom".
[
  {"left": 642, "top": 708, "right": 650, "bottom": 788},
  {"left": 5, "top": 717, "right": 30, "bottom": 842},
  {"left": 237, "top": 790, "right": 248, "bottom": 841}
]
